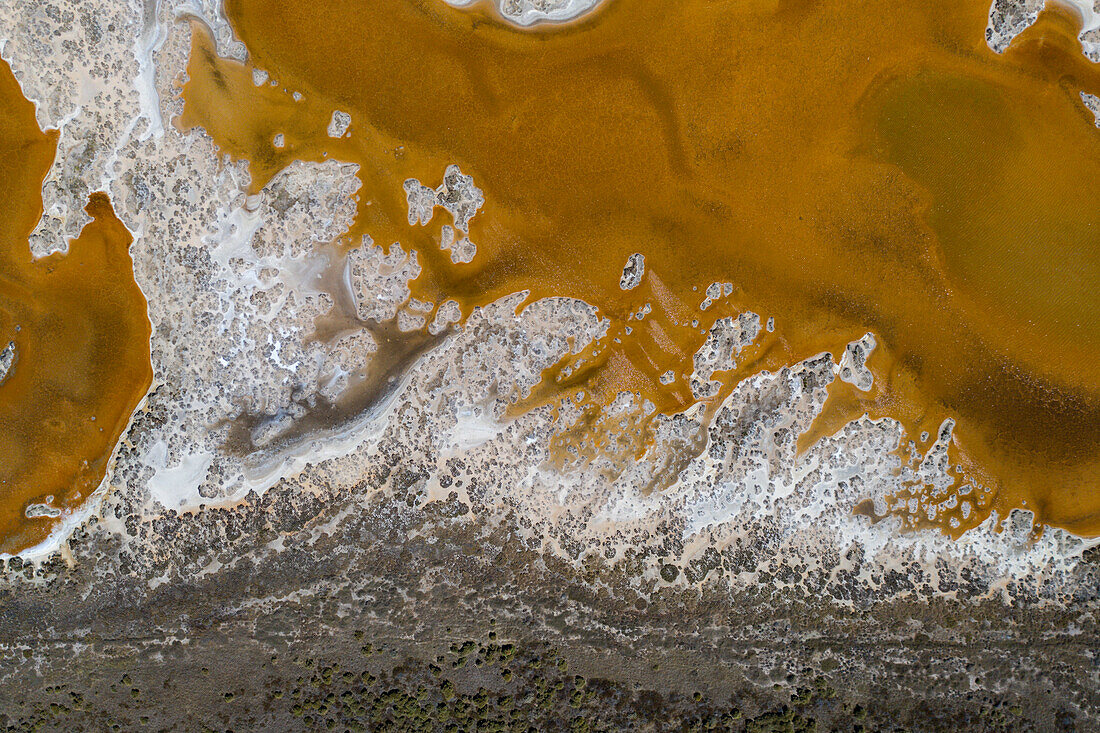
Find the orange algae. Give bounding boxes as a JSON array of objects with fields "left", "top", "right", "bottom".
[
  {"left": 0, "top": 59, "right": 152, "bottom": 553},
  {"left": 179, "top": 0, "right": 1100, "bottom": 538}
]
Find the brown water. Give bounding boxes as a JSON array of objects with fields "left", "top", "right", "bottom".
[
  {"left": 180, "top": 0, "right": 1100, "bottom": 538},
  {"left": 0, "top": 59, "right": 152, "bottom": 553}
]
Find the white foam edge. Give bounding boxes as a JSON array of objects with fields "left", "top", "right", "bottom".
[{"left": 443, "top": 0, "right": 604, "bottom": 27}]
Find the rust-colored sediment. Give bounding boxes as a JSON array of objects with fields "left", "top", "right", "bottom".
[
  {"left": 0, "top": 59, "right": 152, "bottom": 553},
  {"left": 179, "top": 0, "right": 1100, "bottom": 538}
]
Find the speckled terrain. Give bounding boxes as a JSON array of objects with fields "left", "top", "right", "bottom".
[{"left": 0, "top": 0, "right": 1098, "bottom": 730}]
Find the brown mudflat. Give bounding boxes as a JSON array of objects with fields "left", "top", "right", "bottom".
[
  {"left": 179, "top": 0, "right": 1100, "bottom": 537},
  {"left": 0, "top": 59, "right": 152, "bottom": 553}
]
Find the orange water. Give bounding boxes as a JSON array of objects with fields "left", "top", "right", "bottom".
[
  {"left": 0, "top": 58, "right": 152, "bottom": 553},
  {"left": 179, "top": 0, "right": 1100, "bottom": 537}
]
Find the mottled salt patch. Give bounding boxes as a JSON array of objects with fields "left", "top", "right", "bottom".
[
  {"left": 1082, "top": 92, "right": 1100, "bottom": 125},
  {"left": 327, "top": 110, "right": 351, "bottom": 138},
  {"left": 0, "top": 341, "right": 14, "bottom": 386},
  {"left": 403, "top": 180, "right": 436, "bottom": 226},
  {"left": 405, "top": 164, "right": 484, "bottom": 234},
  {"left": 440, "top": 225, "right": 477, "bottom": 264},
  {"left": 839, "top": 332, "right": 876, "bottom": 391},
  {"left": 691, "top": 312, "right": 760, "bottom": 398},
  {"left": 620, "top": 253, "right": 644, "bottom": 290}
]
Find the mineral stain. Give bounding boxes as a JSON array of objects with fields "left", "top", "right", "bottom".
[
  {"left": 179, "top": 0, "right": 1100, "bottom": 537},
  {"left": 0, "top": 58, "right": 152, "bottom": 553}
]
